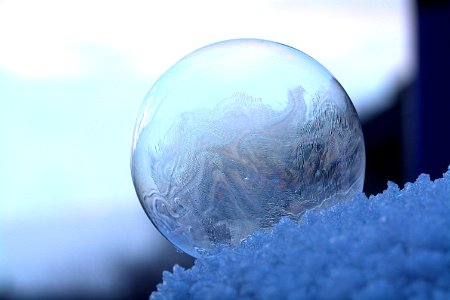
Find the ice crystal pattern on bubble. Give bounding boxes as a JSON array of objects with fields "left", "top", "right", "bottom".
[{"left": 131, "top": 39, "right": 365, "bottom": 257}]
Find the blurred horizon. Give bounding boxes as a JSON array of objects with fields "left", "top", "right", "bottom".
[{"left": 0, "top": 0, "right": 432, "bottom": 299}]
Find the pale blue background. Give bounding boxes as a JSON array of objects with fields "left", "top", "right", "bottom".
[{"left": 0, "top": 0, "right": 415, "bottom": 298}]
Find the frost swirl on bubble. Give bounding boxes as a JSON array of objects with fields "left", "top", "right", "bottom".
[
  {"left": 131, "top": 39, "right": 365, "bottom": 257},
  {"left": 144, "top": 81, "right": 364, "bottom": 251}
]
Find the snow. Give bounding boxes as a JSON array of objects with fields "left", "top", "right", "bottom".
[{"left": 151, "top": 167, "right": 450, "bottom": 299}]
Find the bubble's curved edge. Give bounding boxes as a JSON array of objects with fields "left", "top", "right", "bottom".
[
  {"left": 130, "top": 38, "right": 366, "bottom": 259},
  {"left": 131, "top": 37, "right": 342, "bottom": 156},
  {"left": 130, "top": 37, "right": 352, "bottom": 173},
  {"left": 130, "top": 37, "right": 359, "bottom": 161}
]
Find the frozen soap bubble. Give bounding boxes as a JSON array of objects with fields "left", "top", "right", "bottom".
[{"left": 131, "top": 39, "right": 365, "bottom": 258}]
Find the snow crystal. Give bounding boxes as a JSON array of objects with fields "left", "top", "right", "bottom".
[{"left": 151, "top": 167, "right": 450, "bottom": 300}]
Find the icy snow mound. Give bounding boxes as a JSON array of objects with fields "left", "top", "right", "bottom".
[{"left": 152, "top": 168, "right": 450, "bottom": 300}]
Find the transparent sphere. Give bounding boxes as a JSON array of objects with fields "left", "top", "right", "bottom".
[{"left": 131, "top": 39, "right": 365, "bottom": 257}]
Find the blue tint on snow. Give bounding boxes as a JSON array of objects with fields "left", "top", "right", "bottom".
[{"left": 152, "top": 168, "right": 450, "bottom": 300}]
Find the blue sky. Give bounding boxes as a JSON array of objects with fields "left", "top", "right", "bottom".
[{"left": 0, "top": 0, "right": 415, "bottom": 297}]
